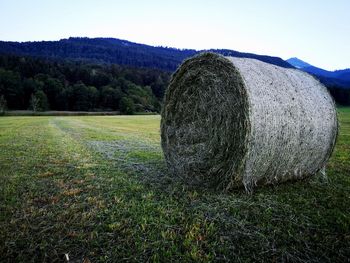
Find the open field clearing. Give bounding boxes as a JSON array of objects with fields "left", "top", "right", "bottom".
[{"left": 0, "top": 108, "right": 349, "bottom": 262}]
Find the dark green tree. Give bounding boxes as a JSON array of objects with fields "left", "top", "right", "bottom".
[
  {"left": 29, "top": 91, "right": 49, "bottom": 111},
  {"left": 22, "top": 78, "right": 42, "bottom": 109},
  {"left": 100, "top": 85, "right": 122, "bottom": 110},
  {"left": 0, "top": 95, "right": 7, "bottom": 115},
  {"left": 70, "top": 83, "right": 98, "bottom": 111},
  {"left": 71, "top": 83, "right": 90, "bottom": 111},
  {"left": 120, "top": 97, "right": 135, "bottom": 115},
  {"left": 86, "top": 86, "right": 99, "bottom": 110},
  {"left": 42, "top": 77, "right": 64, "bottom": 109},
  {"left": 0, "top": 69, "right": 23, "bottom": 109}
]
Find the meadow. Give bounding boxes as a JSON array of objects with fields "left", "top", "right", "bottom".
[{"left": 0, "top": 108, "right": 349, "bottom": 262}]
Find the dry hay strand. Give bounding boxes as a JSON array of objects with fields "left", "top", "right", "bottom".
[{"left": 161, "top": 53, "right": 338, "bottom": 192}]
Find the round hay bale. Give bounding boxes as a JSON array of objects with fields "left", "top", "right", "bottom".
[{"left": 161, "top": 52, "right": 338, "bottom": 191}]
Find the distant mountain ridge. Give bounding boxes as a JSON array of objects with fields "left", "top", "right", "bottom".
[
  {"left": 286, "top": 57, "right": 350, "bottom": 88},
  {"left": 0, "top": 37, "right": 293, "bottom": 71},
  {"left": 286, "top": 57, "right": 312, "bottom": 69}
]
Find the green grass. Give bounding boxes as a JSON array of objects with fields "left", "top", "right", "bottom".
[
  {"left": 0, "top": 109, "right": 349, "bottom": 262},
  {"left": 3, "top": 110, "right": 122, "bottom": 116}
]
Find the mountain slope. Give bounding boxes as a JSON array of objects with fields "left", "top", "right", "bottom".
[
  {"left": 286, "top": 57, "right": 312, "bottom": 69},
  {"left": 0, "top": 37, "right": 293, "bottom": 71},
  {"left": 0, "top": 38, "right": 197, "bottom": 72},
  {"left": 287, "top": 57, "right": 350, "bottom": 88}
]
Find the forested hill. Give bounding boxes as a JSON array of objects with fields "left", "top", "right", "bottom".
[
  {"left": 0, "top": 38, "right": 348, "bottom": 112},
  {"left": 0, "top": 37, "right": 293, "bottom": 71}
]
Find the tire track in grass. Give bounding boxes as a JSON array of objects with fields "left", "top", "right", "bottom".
[{"left": 51, "top": 117, "right": 174, "bottom": 188}]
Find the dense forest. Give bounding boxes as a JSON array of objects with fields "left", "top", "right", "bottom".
[
  {"left": 328, "top": 86, "right": 350, "bottom": 106},
  {"left": 0, "top": 54, "right": 170, "bottom": 113}
]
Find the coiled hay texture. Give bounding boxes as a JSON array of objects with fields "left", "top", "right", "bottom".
[{"left": 161, "top": 53, "right": 338, "bottom": 191}]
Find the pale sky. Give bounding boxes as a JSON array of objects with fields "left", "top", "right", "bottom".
[{"left": 0, "top": 0, "right": 349, "bottom": 70}]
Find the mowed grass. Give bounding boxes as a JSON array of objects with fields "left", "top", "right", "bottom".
[{"left": 0, "top": 109, "right": 349, "bottom": 262}]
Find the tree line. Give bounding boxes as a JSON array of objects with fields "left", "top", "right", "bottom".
[
  {"left": 0, "top": 54, "right": 170, "bottom": 113},
  {"left": 0, "top": 54, "right": 349, "bottom": 115}
]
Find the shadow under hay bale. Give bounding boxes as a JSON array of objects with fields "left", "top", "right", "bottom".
[{"left": 161, "top": 53, "right": 338, "bottom": 192}]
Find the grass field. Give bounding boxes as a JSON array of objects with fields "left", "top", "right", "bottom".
[
  {"left": 0, "top": 108, "right": 349, "bottom": 262},
  {"left": 2, "top": 111, "right": 121, "bottom": 116}
]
